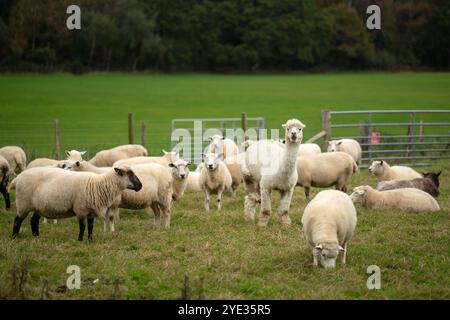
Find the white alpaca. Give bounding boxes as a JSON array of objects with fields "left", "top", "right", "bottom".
[{"left": 242, "top": 119, "right": 305, "bottom": 227}]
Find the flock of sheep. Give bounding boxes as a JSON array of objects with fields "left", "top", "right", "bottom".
[{"left": 0, "top": 118, "right": 443, "bottom": 268}]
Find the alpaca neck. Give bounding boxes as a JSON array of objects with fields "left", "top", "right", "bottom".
[{"left": 280, "top": 139, "right": 300, "bottom": 176}]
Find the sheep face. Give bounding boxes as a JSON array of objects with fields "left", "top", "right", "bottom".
[
  {"left": 350, "top": 186, "right": 366, "bottom": 204},
  {"left": 327, "top": 140, "right": 342, "bottom": 152},
  {"left": 422, "top": 171, "right": 441, "bottom": 188},
  {"left": 315, "top": 243, "right": 344, "bottom": 268},
  {"left": 113, "top": 166, "right": 142, "bottom": 191},
  {"left": 368, "top": 160, "right": 386, "bottom": 177},
  {"left": 55, "top": 160, "right": 78, "bottom": 170},
  {"left": 169, "top": 160, "right": 191, "bottom": 180},
  {"left": 282, "top": 119, "right": 305, "bottom": 143},
  {"left": 202, "top": 153, "right": 223, "bottom": 171}
]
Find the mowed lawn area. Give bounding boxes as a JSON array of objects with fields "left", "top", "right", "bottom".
[{"left": 0, "top": 72, "right": 449, "bottom": 299}]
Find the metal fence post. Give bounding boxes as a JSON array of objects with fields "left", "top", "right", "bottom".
[
  {"left": 54, "top": 119, "right": 60, "bottom": 160},
  {"left": 241, "top": 112, "right": 247, "bottom": 132},
  {"left": 140, "top": 121, "right": 146, "bottom": 147},
  {"left": 128, "top": 113, "right": 134, "bottom": 144}
]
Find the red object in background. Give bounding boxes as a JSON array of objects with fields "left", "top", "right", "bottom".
[{"left": 371, "top": 132, "right": 380, "bottom": 144}]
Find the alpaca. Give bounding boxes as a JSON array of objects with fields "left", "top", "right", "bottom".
[{"left": 242, "top": 119, "right": 305, "bottom": 227}]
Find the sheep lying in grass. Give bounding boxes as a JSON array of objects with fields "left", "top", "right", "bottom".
[
  {"left": 301, "top": 190, "right": 357, "bottom": 268},
  {"left": 296, "top": 152, "right": 358, "bottom": 200},
  {"left": 207, "top": 135, "right": 239, "bottom": 159},
  {"left": 9, "top": 165, "right": 142, "bottom": 240},
  {"left": 327, "top": 139, "right": 362, "bottom": 165},
  {"left": 350, "top": 185, "right": 440, "bottom": 212},
  {"left": 376, "top": 173, "right": 440, "bottom": 197},
  {"left": 113, "top": 150, "right": 179, "bottom": 167},
  {"left": 0, "top": 155, "right": 11, "bottom": 209},
  {"left": 421, "top": 171, "right": 441, "bottom": 189},
  {"left": 89, "top": 144, "right": 148, "bottom": 167},
  {"left": 242, "top": 119, "right": 304, "bottom": 227},
  {"left": 0, "top": 146, "right": 27, "bottom": 172},
  {"left": 369, "top": 160, "right": 422, "bottom": 182},
  {"left": 199, "top": 153, "right": 232, "bottom": 211}
]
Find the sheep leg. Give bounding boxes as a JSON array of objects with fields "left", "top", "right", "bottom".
[
  {"left": 217, "top": 188, "right": 224, "bottom": 211},
  {"left": 30, "top": 212, "right": 41, "bottom": 237},
  {"left": 12, "top": 215, "right": 26, "bottom": 239},
  {"left": 87, "top": 217, "right": 94, "bottom": 241},
  {"left": 0, "top": 186, "right": 10, "bottom": 209},
  {"left": 162, "top": 205, "right": 171, "bottom": 229},
  {"left": 341, "top": 243, "right": 347, "bottom": 265},
  {"left": 78, "top": 218, "right": 86, "bottom": 241},
  {"left": 278, "top": 189, "right": 293, "bottom": 226},
  {"left": 257, "top": 187, "right": 271, "bottom": 228},
  {"left": 203, "top": 189, "right": 211, "bottom": 212},
  {"left": 151, "top": 204, "right": 161, "bottom": 230},
  {"left": 304, "top": 187, "right": 311, "bottom": 201},
  {"left": 313, "top": 250, "right": 318, "bottom": 267}
]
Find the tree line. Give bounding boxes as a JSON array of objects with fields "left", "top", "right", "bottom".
[{"left": 0, "top": 0, "right": 448, "bottom": 73}]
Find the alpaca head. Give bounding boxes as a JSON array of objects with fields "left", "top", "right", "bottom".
[{"left": 282, "top": 119, "right": 305, "bottom": 144}]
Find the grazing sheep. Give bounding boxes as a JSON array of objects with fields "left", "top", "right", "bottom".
[
  {"left": 208, "top": 135, "right": 239, "bottom": 159},
  {"left": 199, "top": 153, "right": 232, "bottom": 211},
  {"left": 327, "top": 139, "right": 362, "bottom": 165},
  {"left": 9, "top": 165, "right": 142, "bottom": 240},
  {"left": 296, "top": 152, "right": 358, "bottom": 200},
  {"left": 298, "top": 143, "right": 321, "bottom": 157},
  {"left": 0, "top": 155, "right": 11, "bottom": 209},
  {"left": 301, "top": 190, "right": 357, "bottom": 268},
  {"left": 242, "top": 119, "right": 304, "bottom": 227},
  {"left": 377, "top": 177, "right": 440, "bottom": 197},
  {"left": 369, "top": 160, "right": 422, "bottom": 182},
  {"left": 223, "top": 152, "right": 244, "bottom": 196},
  {"left": 89, "top": 144, "right": 148, "bottom": 167},
  {"left": 65, "top": 150, "right": 86, "bottom": 161},
  {"left": 0, "top": 146, "right": 27, "bottom": 172},
  {"left": 113, "top": 150, "right": 178, "bottom": 167},
  {"left": 185, "top": 172, "right": 202, "bottom": 192},
  {"left": 350, "top": 185, "right": 440, "bottom": 212}
]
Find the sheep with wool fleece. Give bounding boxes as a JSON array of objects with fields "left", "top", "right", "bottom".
[
  {"left": 89, "top": 144, "right": 148, "bottom": 167},
  {"left": 113, "top": 150, "right": 179, "bottom": 167},
  {"left": 0, "top": 146, "right": 26, "bottom": 172},
  {"left": 327, "top": 139, "right": 362, "bottom": 165},
  {"left": 368, "top": 160, "right": 422, "bottom": 182}
]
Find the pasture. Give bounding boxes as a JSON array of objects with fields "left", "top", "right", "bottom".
[{"left": 0, "top": 72, "right": 449, "bottom": 299}]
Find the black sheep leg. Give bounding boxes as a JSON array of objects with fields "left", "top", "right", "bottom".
[
  {"left": 12, "top": 216, "right": 25, "bottom": 239},
  {"left": 87, "top": 217, "right": 94, "bottom": 241},
  {"left": 78, "top": 218, "right": 86, "bottom": 241},
  {"left": 0, "top": 186, "right": 10, "bottom": 209},
  {"left": 30, "top": 212, "right": 41, "bottom": 236}
]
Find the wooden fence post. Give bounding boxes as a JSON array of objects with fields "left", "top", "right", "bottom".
[
  {"left": 128, "top": 113, "right": 134, "bottom": 144},
  {"left": 241, "top": 112, "right": 247, "bottom": 133},
  {"left": 54, "top": 119, "right": 60, "bottom": 160},
  {"left": 140, "top": 121, "right": 146, "bottom": 146},
  {"left": 220, "top": 121, "right": 225, "bottom": 137},
  {"left": 321, "top": 109, "right": 331, "bottom": 150}
]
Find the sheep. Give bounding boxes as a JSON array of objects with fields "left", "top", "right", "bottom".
[
  {"left": 301, "top": 190, "right": 357, "bottom": 268},
  {"left": 89, "top": 144, "right": 148, "bottom": 167},
  {"left": 0, "top": 155, "right": 11, "bottom": 209},
  {"left": 327, "top": 139, "right": 362, "bottom": 165},
  {"left": 207, "top": 135, "right": 239, "bottom": 159},
  {"left": 26, "top": 158, "right": 60, "bottom": 169},
  {"left": 223, "top": 152, "right": 245, "bottom": 196},
  {"left": 298, "top": 143, "right": 321, "bottom": 157},
  {"left": 199, "top": 153, "right": 232, "bottom": 211},
  {"left": 368, "top": 160, "right": 422, "bottom": 182},
  {"left": 168, "top": 159, "right": 190, "bottom": 201},
  {"left": 0, "top": 146, "right": 27, "bottom": 172},
  {"left": 113, "top": 150, "right": 179, "bottom": 167},
  {"left": 421, "top": 171, "right": 442, "bottom": 189},
  {"left": 9, "top": 165, "right": 142, "bottom": 241},
  {"left": 376, "top": 176, "right": 440, "bottom": 198},
  {"left": 185, "top": 172, "right": 202, "bottom": 192},
  {"left": 296, "top": 152, "right": 358, "bottom": 200},
  {"left": 65, "top": 150, "right": 86, "bottom": 161},
  {"left": 242, "top": 119, "right": 304, "bottom": 227},
  {"left": 350, "top": 185, "right": 440, "bottom": 212}
]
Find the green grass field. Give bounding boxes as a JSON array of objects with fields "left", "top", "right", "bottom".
[{"left": 0, "top": 72, "right": 449, "bottom": 299}]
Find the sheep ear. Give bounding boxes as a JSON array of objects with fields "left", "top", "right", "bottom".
[
  {"left": 315, "top": 244, "right": 323, "bottom": 250},
  {"left": 186, "top": 161, "right": 192, "bottom": 165},
  {"left": 162, "top": 149, "right": 168, "bottom": 155},
  {"left": 209, "top": 136, "right": 213, "bottom": 141},
  {"left": 76, "top": 161, "right": 80, "bottom": 167},
  {"left": 437, "top": 171, "right": 442, "bottom": 176},
  {"left": 168, "top": 163, "right": 176, "bottom": 168},
  {"left": 338, "top": 245, "right": 346, "bottom": 252},
  {"left": 379, "top": 160, "right": 384, "bottom": 165},
  {"left": 282, "top": 124, "right": 287, "bottom": 129},
  {"left": 114, "top": 168, "right": 124, "bottom": 176},
  {"left": 65, "top": 150, "right": 71, "bottom": 157},
  {"left": 337, "top": 141, "right": 343, "bottom": 145},
  {"left": 80, "top": 151, "right": 86, "bottom": 155}
]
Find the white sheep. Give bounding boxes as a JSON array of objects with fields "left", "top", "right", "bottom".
[
  {"left": 327, "top": 139, "right": 362, "bottom": 165},
  {"left": 89, "top": 144, "right": 148, "bottom": 167},
  {"left": 65, "top": 150, "right": 86, "bottom": 161},
  {"left": 298, "top": 143, "right": 321, "bottom": 157},
  {"left": 242, "top": 119, "right": 304, "bottom": 227},
  {"left": 0, "top": 155, "right": 12, "bottom": 209},
  {"left": 0, "top": 146, "right": 27, "bottom": 172},
  {"left": 350, "top": 185, "right": 440, "bottom": 212},
  {"left": 199, "top": 153, "right": 232, "bottom": 211},
  {"left": 301, "top": 190, "right": 357, "bottom": 268},
  {"left": 368, "top": 160, "right": 422, "bottom": 182},
  {"left": 207, "top": 135, "right": 239, "bottom": 159},
  {"left": 223, "top": 152, "right": 244, "bottom": 196},
  {"left": 185, "top": 172, "right": 202, "bottom": 192},
  {"left": 296, "top": 152, "right": 358, "bottom": 200},
  {"left": 168, "top": 159, "right": 190, "bottom": 201},
  {"left": 9, "top": 165, "right": 142, "bottom": 240},
  {"left": 113, "top": 150, "right": 179, "bottom": 167}
]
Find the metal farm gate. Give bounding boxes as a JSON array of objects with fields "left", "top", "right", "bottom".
[
  {"left": 171, "top": 113, "right": 265, "bottom": 163},
  {"left": 321, "top": 109, "right": 450, "bottom": 167}
]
